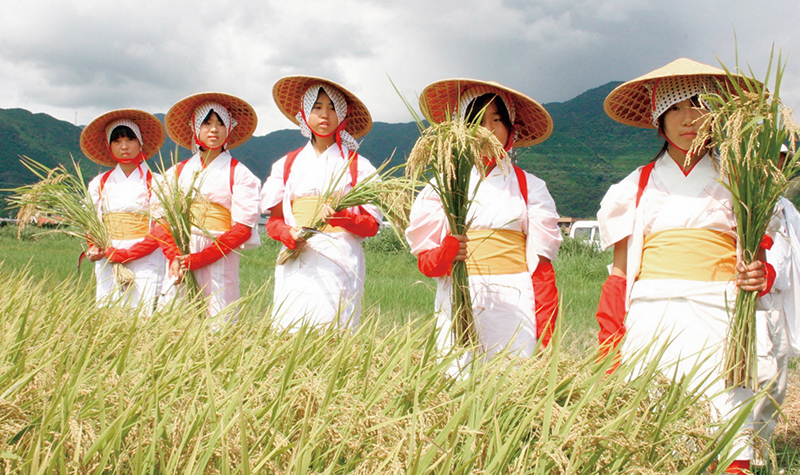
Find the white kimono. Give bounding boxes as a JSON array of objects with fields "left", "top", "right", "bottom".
[
  {"left": 598, "top": 152, "right": 774, "bottom": 459},
  {"left": 88, "top": 163, "right": 165, "bottom": 315},
  {"left": 261, "top": 142, "right": 382, "bottom": 330},
  {"left": 159, "top": 151, "right": 261, "bottom": 319},
  {"left": 405, "top": 166, "right": 561, "bottom": 360}
]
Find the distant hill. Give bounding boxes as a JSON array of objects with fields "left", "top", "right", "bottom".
[{"left": 0, "top": 83, "right": 666, "bottom": 218}]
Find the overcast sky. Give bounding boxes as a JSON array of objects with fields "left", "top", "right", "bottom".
[{"left": 1, "top": 0, "right": 798, "bottom": 135}]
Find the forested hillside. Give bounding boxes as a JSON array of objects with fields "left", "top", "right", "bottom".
[{"left": 1, "top": 83, "right": 668, "bottom": 218}]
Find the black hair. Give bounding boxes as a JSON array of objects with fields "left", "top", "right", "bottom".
[
  {"left": 464, "top": 93, "right": 513, "bottom": 131},
  {"left": 109, "top": 125, "right": 138, "bottom": 143},
  {"left": 202, "top": 110, "right": 225, "bottom": 127},
  {"left": 651, "top": 95, "right": 704, "bottom": 161}
]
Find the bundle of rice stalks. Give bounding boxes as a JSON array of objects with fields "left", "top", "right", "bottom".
[
  {"left": 405, "top": 115, "right": 509, "bottom": 347},
  {"left": 151, "top": 155, "right": 204, "bottom": 297},
  {"left": 5, "top": 156, "right": 135, "bottom": 287},
  {"left": 692, "top": 50, "right": 800, "bottom": 390},
  {"left": 276, "top": 160, "right": 414, "bottom": 265}
]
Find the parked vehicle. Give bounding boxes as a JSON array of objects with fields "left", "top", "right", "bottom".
[{"left": 569, "top": 220, "right": 601, "bottom": 248}]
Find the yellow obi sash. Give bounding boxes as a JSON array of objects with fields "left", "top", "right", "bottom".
[
  {"left": 291, "top": 196, "right": 345, "bottom": 233},
  {"left": 190, "top": 202, "right": 232, "bottom": 233},
  {"left": 103, "top": 212, "right": 149, "bottom": 240},
  {"left": 639, "top": 229, "right": 736, "bottom": 281},
  {"left": 466, "top": 229, "right": 527, "bottom": 275}
]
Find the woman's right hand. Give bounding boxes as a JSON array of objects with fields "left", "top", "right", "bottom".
[
  {"left": 86, "top": 244, "right": 105, "bottom": 261},
  {"left": 451, "top": 234, "right": 469, "bottom": 261},
  {"left": 289, "top": 226, "right": 307, "bottom": 251}
]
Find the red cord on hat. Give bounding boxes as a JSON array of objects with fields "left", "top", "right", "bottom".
[{"left": 300, "top": 109, "right": 349, "bottom": 157}]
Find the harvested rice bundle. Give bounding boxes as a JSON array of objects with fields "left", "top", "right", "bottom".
[
  {"left": 8, "top": 157, "right": 136, "bottom": 287},
  {"left": 691, "top": 52, "right": 800, "bottom": 390}
]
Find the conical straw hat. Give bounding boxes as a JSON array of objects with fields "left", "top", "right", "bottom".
[
  {"left": 272, "top": 75, "right": 372, "bottom": 138},
  {"left": 80, "top": 109, "right": 165, "bottom": 167},
  {"left": 419, "top": 78, "right": 553, "bottom": 147},
  {"left": 165, "top": 92, "right": 257, "bottom": 150},
  {"left": 604, "top": 58, "right": 733, "bottom": 129}
]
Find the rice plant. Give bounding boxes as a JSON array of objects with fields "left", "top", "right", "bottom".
[
  {"left": 4, "top": 156, "right": 135, "bottom": 288},
  {"left": 275, "top": 160, "right": 414, "bottom": 265},
  {"left": 693, "top": 49, "right": 800, "bottom": 390}
]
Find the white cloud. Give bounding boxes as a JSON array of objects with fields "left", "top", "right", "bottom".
[{"left": 1, "top": 0, "right": 799, "bottom": 136}]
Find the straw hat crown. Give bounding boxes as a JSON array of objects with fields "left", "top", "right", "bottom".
[
  {"left": 273, "top": 76, "right": 372, "bottom": 138},
  {"left": 419, "top": 79, "right": 553, "bottom": 147},
  {"left": 604, "top": 58, "right": 730, "bottom": 129},
  {"left": 80, "top": 109, "right": 165, "bottom": 167},
  {"left": 165, "top": 92, "right": 257, "bottom": 150}
]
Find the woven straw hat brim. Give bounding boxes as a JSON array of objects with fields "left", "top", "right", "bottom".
[
  {"left": 272, "top": 76, "right": 372, "bottom": 139},
  {"left": 604, "top": 58, "right": 735, "bottom": 129},
  {"left": 165, "top": 92, "right": 257, "bottom": 150},
  {"left": 419, "top": 79, "right": 553, "bottom": 147},
  {"left": 80, "top": 109, "right": 166, "bottom": 167}
]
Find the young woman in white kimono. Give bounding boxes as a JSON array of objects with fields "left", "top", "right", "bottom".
[
  {"left": 81, "top": 109, "right": 166, "bottom": 315},
  {"left": 405, "top": 79, "right": 562, "bottom": 363},
  {"left": 596, "top": 58, "right": 775, "bottom": 474},
  {"left": 156, "top": 93, "right": 261, "bottom": 322},
  {"left": 262, "top": 76, "right": 381, "bottom": 330}
]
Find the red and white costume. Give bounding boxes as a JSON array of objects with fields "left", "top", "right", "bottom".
[
  {"left": 406, "top": 165, "right": 561, "bottom": 359},
  {"left": 159, "top": 150, "right": 261, "bottom": 318},
  {"left": 88, "top": 164, "right": 164, "bottom": 314},
  {"left": 598, "top": 152, "right": 778, "bottom": 460},
  {"left": 261, "top": 142, "right": 381, "bottom": 329}
]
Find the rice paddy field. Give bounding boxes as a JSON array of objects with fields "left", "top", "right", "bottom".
[{"left": 0, "top": 225, "right": 798, "bottom": 473}]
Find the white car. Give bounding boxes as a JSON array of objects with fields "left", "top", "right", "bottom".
[{"left": 569, "top": 220, "right": 601, "bottom": 248}]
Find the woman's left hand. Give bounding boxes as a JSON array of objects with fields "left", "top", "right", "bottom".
[{"left": 736, "top": 260, "right": 767, "bottom": 293}]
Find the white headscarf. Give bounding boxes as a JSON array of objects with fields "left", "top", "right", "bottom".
[
  {"left": 649, "top": 75, "right": 714, "bottom": 127},
  {"left": 295, "top": 84, "right": 360, "bottom": 152},
  {"left": 192, "top": 101, "right": 238, "bottom": 153},
  {"left": 458, "top": 85, "right": 517, "bottom": 148},
  {"left": 105, "top": 119, "right": 144, "bottom": 146}
]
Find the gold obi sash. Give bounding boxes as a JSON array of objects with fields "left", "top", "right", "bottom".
[
  {"left": 190, "top": 202, "right": 232, "bottom": 233},
  {"left": 291, "top": 196, "right": 345, "bottom": 233},
  {"left": 466, "top": 229, "right": 527, "bottom": 275},
  {"left": 103, "top": 212, "right": 149, "bottom": 240},
  {"left": 639, "top": 229, "right": 736, "bottom": 282}
]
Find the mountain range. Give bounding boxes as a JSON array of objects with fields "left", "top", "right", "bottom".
[{"left": 0, "top": 82, "right": 663, "bottom": 218}]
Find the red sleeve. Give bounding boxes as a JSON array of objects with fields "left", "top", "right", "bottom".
[
  {"left": 759, "top": 261, "right": 776, "bottom": 297},
  {"left": 328, "top": 207, "right": 380, "bottom": 237},
  {"left": 532, "top": 261, "right": 558, "bottom": 348},
  {"left": 417, "top": 235, "right": 460, "bottom": 278},
  {"left": 596, "top": 274, "right": 627, "bottom": 372},
  {"left": 104, "top": 235, "right": 159, "bottom": 264},
  {"left": 265, "top": 213, "right": 296, "bottom": 250},
  {"left": 185, "top": 223, "right": 251, "bottom": 271},
  {"left": 152, "top": 223, "right": 180, "bottom": 262}
]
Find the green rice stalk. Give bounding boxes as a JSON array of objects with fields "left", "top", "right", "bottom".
[
  {"left": 405, "top": 112, "right": 509, "bottom": 347},
  {"left": 5, "top": 156, "right": 135, "bottom": 288},
  {"left": 691, "top": 49, "right": 800, "bottom": 390},
  {"left": 276, "top": 159, "right": 414, "bottom": 265}
]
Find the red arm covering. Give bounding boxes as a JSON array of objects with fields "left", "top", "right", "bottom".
[
  {"left": 265, "top": 213, "right": 296, "bottom": 250},
  {"left": 532, "top": 261, "right": 558, "bottom": 348},
  {"left": 417, "top": 235, "right": 460, "bottom": 278},
  {"left": 152, "top": 223, "right": 180, "bottom": 262},
  {"left": 185, "top": 223, "right": 251, "bottom": 271},
  {"left": 105, "top": 235, "right": 159, "bottom": 264},
  {"left": 328, "top": 207, "right": 380, "bottom": 237},
  {"left": 759, "top": 261, "right": 776, "bottom": 297},
  {"left": 596, "top": 274, "right": 627, "bottom": 371}
]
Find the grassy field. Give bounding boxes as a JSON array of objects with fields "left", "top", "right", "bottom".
[{"left": 0, "top": 225, "right": 797, "bottom": 473}]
